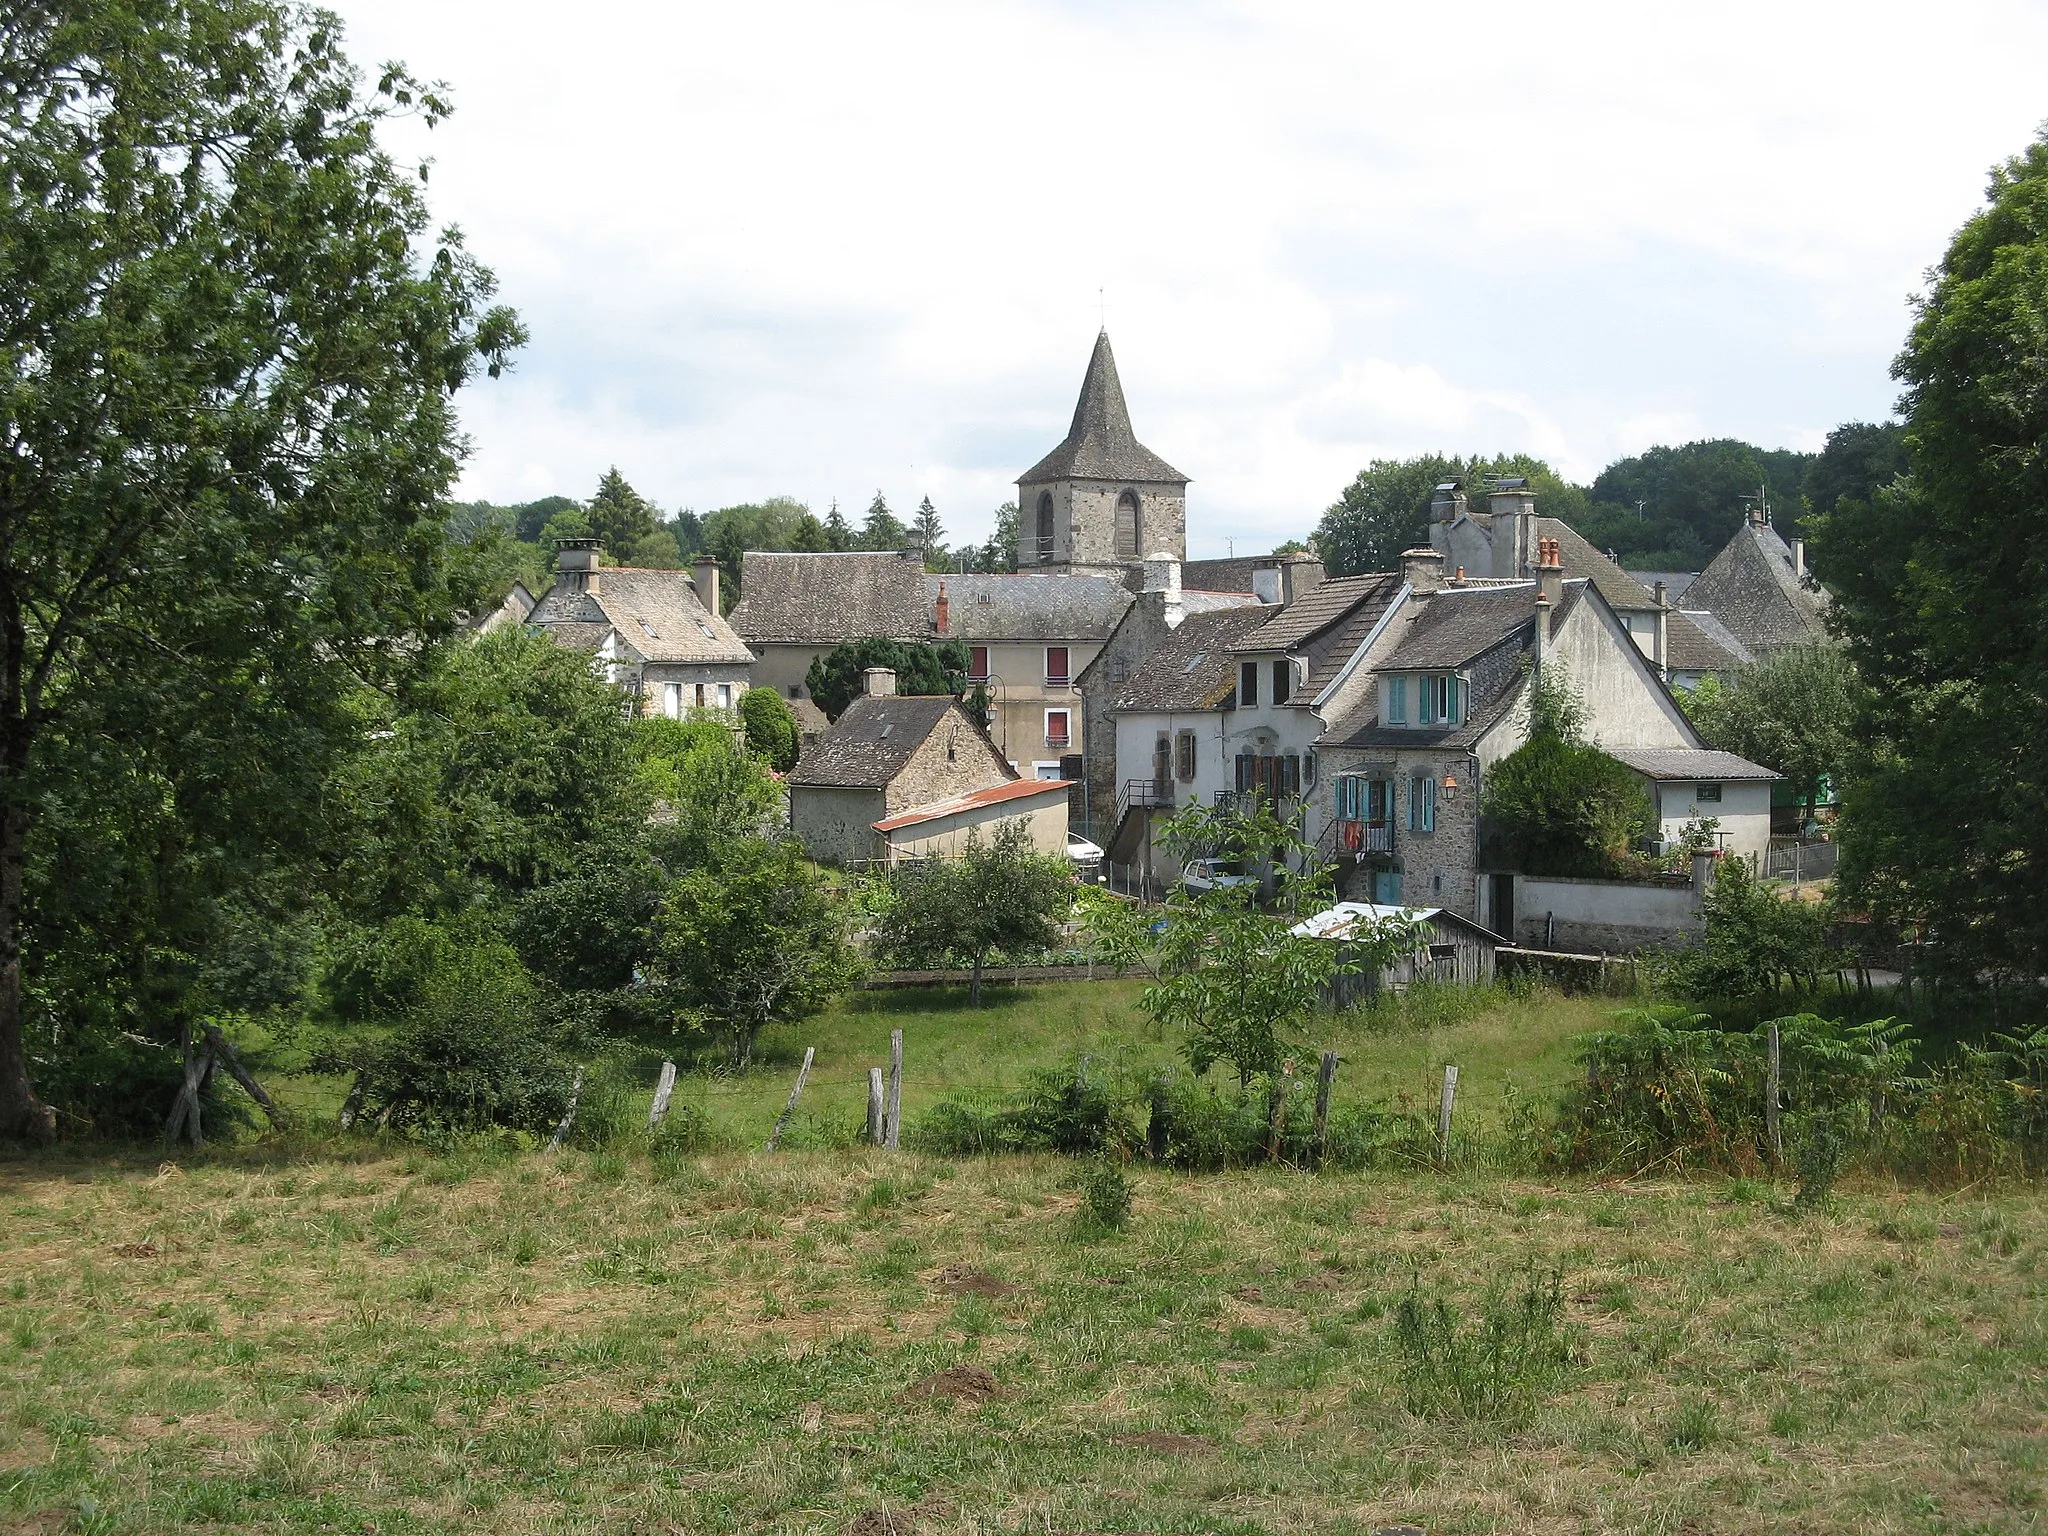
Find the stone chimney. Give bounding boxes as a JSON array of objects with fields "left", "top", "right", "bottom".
[
  {"left": 555, "top": 537, "right": 602, "bottom": 596},
  {"left": 1430, "top": 479, "right": 1468, "bottom": 524},
  {"left": 1141, "top": 553, "right": 1184, "bottom": 628},
  {"left": 1279, "top": 554, "right": 1325, "bottom": 605},
  {"left": 1533, "top": 589, "right": 1551, "bottom": 680},
  {"left": 692, "top": 555, "right": 719, "bottom": 615},
  {"left": 1652, "top": 579, "right": 1670, "bottom": 678},
  {"left": 933, "top": 581, "right": 949, "bottom": 635},
  {"left": 863, "top": 666, "right": 898, "bottom": 698},
  {"left": 1535, "top": 534, "right": 1564, "bottom": 609},
  {"left": 1488, "top": 478, "right": 1539, "bottom": 575},
  {"left": 1401, "top": 546, "right": 1444, "bottom": 595}
]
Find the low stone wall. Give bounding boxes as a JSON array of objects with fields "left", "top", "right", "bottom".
[{"left": 1514, "top": 874, "right": 1702, "bottom": 953}]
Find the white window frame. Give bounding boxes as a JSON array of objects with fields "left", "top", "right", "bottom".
[{"left": 662, "top": 682, "right": 682, "bottom": 719}]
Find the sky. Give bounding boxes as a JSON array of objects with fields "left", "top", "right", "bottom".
[{"left": 328, "top": 0, "right": 2048, "bottom": 558}]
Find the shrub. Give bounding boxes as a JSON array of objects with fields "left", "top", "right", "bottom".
[
  {"left": 1662, "top": 859, "right": 1842, "bottom": 1000},
  {"left": 1077, "top": 1161, "right": 1133, "bottom": 1233},
  {"left": 737, "top": 686, "right": 800, "bottom": 772},
  {"left": 1390, "top": 1263, "right": 1574, "bottom": 1424},
  {"left": 905, "top": 1056, "right": 1144, "bottom": 1157},
  {"left": 1481, "top": 668, "right": 1655, "bottom": 878}
]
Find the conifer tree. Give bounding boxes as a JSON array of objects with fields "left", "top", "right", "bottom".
[{"left": 858, "top": 491, "right": 908, "bottom": 551}]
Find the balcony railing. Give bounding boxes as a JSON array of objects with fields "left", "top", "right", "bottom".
[
  {"left": 1045, "top": 734, "right": 1071, "bottom": 751},
  {"left": 1332, "top": 819, "right": 1393, "bottom": 855}
]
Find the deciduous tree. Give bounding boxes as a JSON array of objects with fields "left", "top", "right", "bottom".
[{"left": 877, "top": 823, "right": 1073, "bottom": 1004}]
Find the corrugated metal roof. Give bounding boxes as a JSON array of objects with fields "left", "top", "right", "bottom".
[{"left": 873, "top": 777, "right": 1071, "bottom": 832}]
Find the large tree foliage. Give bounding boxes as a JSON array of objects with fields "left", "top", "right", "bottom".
[
  {"left": 857, "top": 490, "right": 908, "bottom": 551},
  {"left": 1802, "top": 421, "right": 1907, "bottom": 527},
  {"left": 1314, "top": 454, "right": 1588, "bottom": 577},
  {"left": 0, "top": 1, "right": 520, "bottom": 1138},
  {"left": 804, "top": 638, "right": 970, "bottom": 721},
  {"left": 1482, "top": 670, "right": 1654, "bottom": 878},
  {"left": 650, "top": 836, "right": 860, "bottom": 1066},
  {"left": 1809, "top": 128, "right": 2048, "bottom": 979},
  {"left": 738, "top": 685, "right": 800, "bottom": 772},
  {"left": 1581, "top": 439, "right": 1813, "bottom": 567},
  {"left": 875, "top": 822, "right": 1073, "bottom": 1004},
  {"left": 587, "top": 467, "right": 681, "bottom": 568},
  {"left": 1683, "top": 644, "right": 1857, "bottom": 814}
]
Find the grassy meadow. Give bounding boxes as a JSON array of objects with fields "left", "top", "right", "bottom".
[{"left": 4, "top": 982, "right": 2046, "bottom": 1535}]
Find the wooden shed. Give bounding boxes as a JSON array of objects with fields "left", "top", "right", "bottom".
[{"left": 1290, "top": 902, "right": 1501, "bottom": 1007}]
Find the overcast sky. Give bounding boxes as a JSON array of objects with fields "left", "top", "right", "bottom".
[{"left": 330, "top": 0, "right": 2048, "bottom": 557}]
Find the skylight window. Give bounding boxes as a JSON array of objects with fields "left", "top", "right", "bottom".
[
  {"left": 699, "top": 623, "right": 715, "bottom": 639},
  {"left": 1182, "top": 652, "right": 1207, "bottom": 673}
]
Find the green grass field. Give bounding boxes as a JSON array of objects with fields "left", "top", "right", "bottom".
[{"left": 5, "top": 982, "right": 2046, "bottom": 1535}]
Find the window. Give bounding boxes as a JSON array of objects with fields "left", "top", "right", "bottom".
[
  {"left": 1696, "top": 783, "right": 1723, "bottom": 803},
  {"left": 1436, "top": 674, "right": 1458, "bottom": 723},
  {"left": 968, "top": 646, "right": 990, "bottom": 681},
  {"left": 1034, "top": 492, "right": 1055, "bottom": 564},
  {"left": 1386, "top": 675, "right": 1407, "bottom": 724},
  {"left": 715, "top": 683, "right": 731, "bottom": 709},
  {"left": 1034, "top": 762, "right": 1062, "bottom": 781},
  {"left": 787, "top": 685, "right": 800, "bottom": 699},
  {"left": 1407, "top": 773, "right": 1436, "bottom": 832},
  {"left": 1367, "top": 778, "right": 1389, "bottom": 821},
  {"left": 1336, "top": 775, "right": 1360, "bottom": 820},
  {"left": 1175, "top": 730, "right": 1196, "bottom": 781},
  {"left": 1273, "top": 658, "right": 1291, "bottom": 705},
  {"left": 1114, "top": 489, "right": 1140, "bottom": 560},
  {"left": 694, "top": 683, "right": 706, "bottom": 709},
  {"left": 1282, "top": 754, "right": 1301, "bottom": 795},
  {"left": 1239, "top": 660, "right": 1259, "bottom": 707},
  {"left": 1045, "top": 647, "right": 1070, "bottom": 685},
  {"left": 1045, "top": 708, "right": 1070, "bottom": 747},
  {"left": 662, "top": 682, "right": 682, "bottom": 719}
]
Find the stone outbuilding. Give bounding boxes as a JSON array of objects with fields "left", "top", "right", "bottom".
[{"left": 786, "top": 670, "right": 1069, "bottom": 867}]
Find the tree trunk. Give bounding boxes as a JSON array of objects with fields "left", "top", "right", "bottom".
[{"left": 0, "top": 794, "right": 53, "bottom": 1143}]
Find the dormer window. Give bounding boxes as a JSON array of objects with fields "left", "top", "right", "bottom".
[{"left": 1383, "top": 673, "right": 1461, "bottom": 728}]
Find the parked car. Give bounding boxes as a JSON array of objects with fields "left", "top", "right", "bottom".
[
  {"left": 1180, "top": 857, "right": 1252, "bottom": 892},
  {"left": 1066, "top": 831, "right": 1105, "bottom": 878}
]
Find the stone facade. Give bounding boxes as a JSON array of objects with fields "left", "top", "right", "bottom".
[
  {"left": 883, "top": 712, "right": 1014, "bottom": 817},
  {"left": 1018, "top": 478, "right": 1187, "bottom": 573},
  {"left": 789, "top": 786, "right": 889, "bottom": 867}
]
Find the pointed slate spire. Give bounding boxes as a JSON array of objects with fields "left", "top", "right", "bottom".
[{"left": 1019, "top": 331, "right": 1187, "bottom": 484}]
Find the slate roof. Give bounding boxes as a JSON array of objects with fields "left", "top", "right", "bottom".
[
  {"left": 786, "top": 695, "right": 966, "bottom": 788},
  {"left": 727, "top": 551, "right": 926, "bottom": 645},
  {"left": 530, "top": 569, "right": 752, "bottom": 664},
  {"left": 1665, "top": 609, "right": 1750, "bottom": 674},
  {"left": 540, "top": 620, "right": 615, "bottom": 654},
  {"left": 930, "top": 573, "right": 1130, "bottom": 641},
  {"left": 1019, "top": 331, "right": 1187, "bottom": 485},
  {"left": 1230, "top": 574, "right": 1397, "bottom": 652},
  {"left": 1537, "top": 518, "right": 1657, "bottom": 610},
  {"left": 1603, "top": 746, "right": 1780, "bottom": 782},
  {"left": 1105, "top": 606, "right": 1272, "bottom": 713},
  {"left": 1378, "top": 583, "right": 1556, "bottom": 671},
  {"left": 1179, "top": 557, "right": 1265, "bottom": 595},
  {"left": 1628, "top": 570, "right": 1700, "bottom": 602},
  {"left": 1682, "top": 522, "right": 1829, "bottom": 656}
]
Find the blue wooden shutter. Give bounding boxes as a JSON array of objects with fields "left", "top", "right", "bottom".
[
  {"left": 1388, "top": 676, "right": 1406, "bottom": 724},
  {"left": 1447, "top": 675, "right": 1461, "bottom": 723}
]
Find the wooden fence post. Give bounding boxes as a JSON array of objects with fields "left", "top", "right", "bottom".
[
  {"left": 885, "top": 1030, "right": 903, "bottom": 1150},
  {"left": 338, "top": 1071, "right": 366, "bottom": 1130},
  {"left": 1313, "top": 1051, "right": 1338, "bottom": 1166},
  {"left": 1436, "top": 1064, "right": 1459, "bottom": 1162},
  {"left": 867, "top": 1068, "right": 885, "bottom": 1146},
  {"left": 766, "top": 1048, "right": 816, "bottom": 1152},
  {"left": 203, "top": 1024, "right": 285, "bottom": 1128},
  {"left": 647, "top": 1060, "right": 678, "bottom": 1133},
  {"left": 549, "top": 1067, "right": 586, "bottom": 1151},
  {"left": 1766, "top": 1022, "right": 1783, "bottom": 1167},
  {"left": 1266, "top": 1060, "right": 1295, "bottom": 1162}
]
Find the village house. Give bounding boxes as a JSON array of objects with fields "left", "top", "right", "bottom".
[
  {"left": 1311, "top": 537, "right": 1776, "bottom": 934},
  {"left": 1680, "top": 511, "right": 1830, "bottom": 658},
  {"left": 785, "top": 668, "right": 1070, "bottom": 867},
  {"left": 527, "top": 541, "right": 755, "bottom": 714},
  {"left": 728, "top": 551, "right": 1130, "bottom": 782}
]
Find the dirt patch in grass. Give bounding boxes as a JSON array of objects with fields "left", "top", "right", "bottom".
[
  {"left": 932, "top": 1265, "right": 1015, "bottom": 1298},
  {"left": 1107, "top": 1431, "right": 1215, "bottom": 1455},
  {"left": 901, "top": 1365, "right": 1004, "bottom": 1405},
  {"left": 847, "top": 1492, "right": 955, "bottom": 1533}
]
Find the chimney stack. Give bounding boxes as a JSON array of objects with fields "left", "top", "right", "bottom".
[
  {"left": 1652, "top": 580, "right": 1670, "bottom": 679},
  {"left": 863, "top": 667, "right": 898, "bottom": 698},
  {"left": 1400, "top": 546, "right": 1445, "bottom": 595},
  {"left": 1488, "top": 478, "right": 1539, "bottom": 574},
  {"left": 1791, "top": 537, "right": 1806, "bottom": 581},
  {"left": 555, "top": 537, "right": 602, "bottom": 596},
  {"left": 934, "top": 581, "right": 950, "bottom": 635},
  {"left": 1141, "top": 552, "right": 1184, "bottom": 628},
  {"left": 1535, "top": 534, "right": 1564, "bottom": 609},
  {"left": 1280, "top": 554, "right": 1326, "bottom": 606},
  {"left": 692, "top": 555, "right": 720, "bottom": 615},
  {"left": 1430, "top": 480, "right": 1468, "bottom": 524}
]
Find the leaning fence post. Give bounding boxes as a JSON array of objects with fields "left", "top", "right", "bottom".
[
  {"left": 1313, "top": 1051, "right": 1338, "bottom": 1165},
  {"left": 765, "top": 1047, "right": 815, "bottom": 1152},
  {"left": 338, "top": 1071, "right": 367, "bottom": 1130},
  {"left": 1436, "top": 1064, "right": 1459, "bottom": 1162},
  {"left": 647, "top": 1060, "right": 678, "bottom": 1133},
  {"left": 1766, "top": 1023, "right": 1783, "bottom": 1167},
  {"left": 549, "top": 1068, "right": 586, "bottom": 1151},
  {"left": 885, "top": 1030, "right": 903, "bottom": 1150},
  {"left": 867, "top": 1067, "right": 885, "bottom": 1146}
]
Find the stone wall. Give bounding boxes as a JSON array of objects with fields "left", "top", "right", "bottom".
[
  {"left": 883, "top": 709, "right": 1014, "bottom": 815},
  {"left": 789, "top": 785, "right": 886, "bottom": 866},
  {"left": 1019, "top": 477, "right": 1186, "bottom": 569},
  {"left": 1513, "top": 874, "right": 1703, "bottom": 952}
]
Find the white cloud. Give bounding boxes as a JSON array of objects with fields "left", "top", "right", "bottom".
[{"left": 331, "top": 0, "right": 2048, "bottom": 553}]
